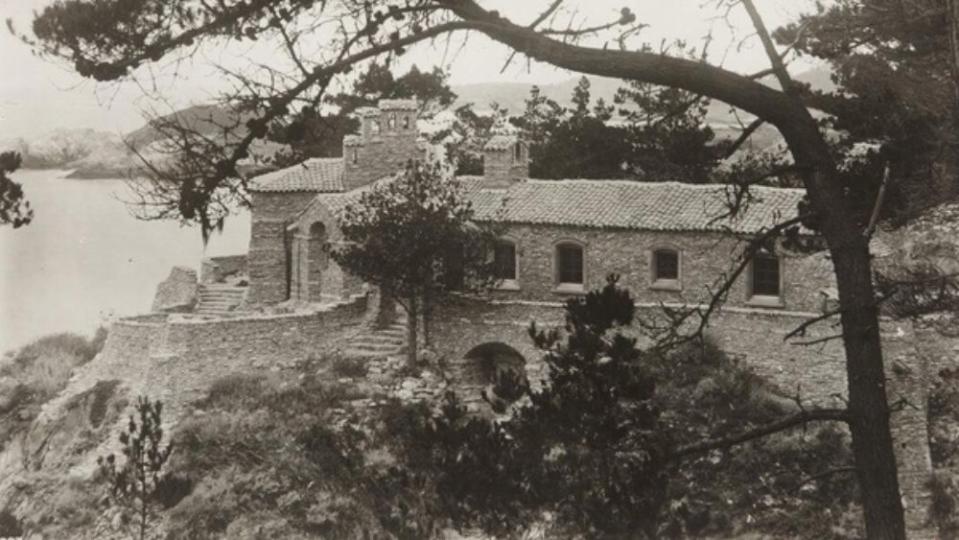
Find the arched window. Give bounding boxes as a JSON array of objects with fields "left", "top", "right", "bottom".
[
  {"left": 555, "top": 241, "right": 585, "bottom": 289},
  {"left": 750, "top": 252, "right": 781, "bottom": 298},
  {"left": 388, "top": 112, "right": 397, "bottom": 130},
  {"left": 371, "top": 119, "right": 381, "bottom": 136},
  {"left": 402, "top": 114, "right": 411, "bottom": 130}
]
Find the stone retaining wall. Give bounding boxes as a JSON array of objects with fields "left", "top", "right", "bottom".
[{"left": 429, "top": 296, "right": 954, "bottom": 538}]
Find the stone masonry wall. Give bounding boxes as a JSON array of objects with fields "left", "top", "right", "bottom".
[
  {"left": 248, "top": 191, "right": 315, "bottom": 304},
  {"left": 490, "top": 223, "right": 835, "bottom": 314},
  {"left": 428, "top": 296, "right": 939, "bottom": 537},
  {"left": 31, "top": 294, "right": 371, "bottom": 479}
]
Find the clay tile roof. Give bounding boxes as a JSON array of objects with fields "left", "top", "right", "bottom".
[
  {"left": 248, "top": 158, "right": 345, "bottom": 193},
  {"left": 484, "top": 134, "right": 516, "bottom": 151},
  {"left": 460, "top": 178, "right": 808, "bottom": 234}
]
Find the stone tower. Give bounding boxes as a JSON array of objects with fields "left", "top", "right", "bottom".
[{"left": 342, "top": 99, "right": 420, "bottom": 190}]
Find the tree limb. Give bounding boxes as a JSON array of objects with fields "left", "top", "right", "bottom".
[
  {"left": 740, "top": 0, "right": 795, "bottom": 95},
  {"left": 671, "top": 407, "right": 849, "bottom": 461},
  {"left": 724, "top": 117, "right": 766, "bottom": 158}
]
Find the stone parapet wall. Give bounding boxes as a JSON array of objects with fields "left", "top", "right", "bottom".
[{"left": 40, "top": 294, "right": 370, "bottom": 454}]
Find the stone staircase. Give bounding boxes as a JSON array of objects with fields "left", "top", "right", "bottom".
[
  {"left": 195, "top": 284, "right": 247, "bottom": 315},
  {"left": 343, "top": 313, "right": 408, "bottom": 359}
]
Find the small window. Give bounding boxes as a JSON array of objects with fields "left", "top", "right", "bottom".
[
  {"left": 653, "top": 249, "right": 679, "bottom": 281},
  {"left": 556, "top": 243, "right": 584, "bottom": 285},
  {"left": 402, "top": 114, "right": 411, "bottom": 130},
  {"left": 388, "top": 112, "right": 397, "bottom": 130},
  {"left": 751, "top": 253, "right": 781, "bottom": 297},
  {"left": 493, "top": 242, "right": 517, "bottom": 281},
  {"left": 351, "top": 147, "right": 358, "bottom": 164},
  {"left": 371, "top": 120, "right": 381, "bottom": 136}
]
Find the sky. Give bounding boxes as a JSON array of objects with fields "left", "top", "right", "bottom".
[{"left": 0, "top": 0, "right": 819, "bottom": 139}]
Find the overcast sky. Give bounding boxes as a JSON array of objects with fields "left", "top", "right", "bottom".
[{"left": 0, "top": 0, "right": 819, "bottom": 139}]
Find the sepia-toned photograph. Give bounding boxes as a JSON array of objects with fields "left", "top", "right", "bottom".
[{"left": 1, "top": 1, "right": 957, "bottom": 538}]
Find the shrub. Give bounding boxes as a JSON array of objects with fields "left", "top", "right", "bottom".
[
  {"left": 928, "top": 472, "right": 959, "bottom": 539},
  {"left": 330, "top": 356, "right": 369, "bottom": 378},
  {"left": 196, "top": 373, "right": 266, "bottom": 410},
  {"left": 929, "top": 368, "right": 959, "bottom": 469},
  {"left": 153, "top": 474, "right": 193, "bottom": 510},
  {"left": 0, "top": 510, "right": 22, "bottom": 537}
]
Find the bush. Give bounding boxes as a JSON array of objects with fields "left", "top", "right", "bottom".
[
  {"left": 928, "top": 472, "right": 959, "bottom": 538},
  {"left": 929, "top": 368, "right": 959, "bottom": 469},
  {"left": 330, "top": 356, "right": 369, "bottom": 378},
  {"left": 0, "top": 510, "right": 22, "bottom": 537},
  {"left": 196, "top": 373, "right": 267, "bottom": 411},
  {"left": 153, "top": 475, "right": 194, "bottom": 510}
]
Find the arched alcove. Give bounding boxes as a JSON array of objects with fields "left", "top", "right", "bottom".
[
  {"left": 307, "top": 222, "right": 328, "bottom": 302},
  {"left": 463, "top": 342, "right": 528, "bottom": 405}
]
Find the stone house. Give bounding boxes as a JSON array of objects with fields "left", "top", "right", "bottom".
[{"left": 247, "top": 99, "right": 833, "bottom": 316}]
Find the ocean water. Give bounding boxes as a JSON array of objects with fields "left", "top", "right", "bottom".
[{"left": 0, "top": 170, "right": 251, "bottom": 352}]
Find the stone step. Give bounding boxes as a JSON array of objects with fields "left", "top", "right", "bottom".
[
  {"left": 201, "top": 283, "right": 248, "bottom": 290},
  {"left": 197, "top": 298, "right": 242, "bottom": 304},
  {"left": 198, "top": 291, "right": 245, "bottom": 298},
  {"left": 342, "top": 349, "right": 387, "bottom": 360},
  {"left": 351, "top": 344, "right": 403, "bottom": 354},
  {"left": 360, "top": 334, "right": 405, "bottom": 345}
]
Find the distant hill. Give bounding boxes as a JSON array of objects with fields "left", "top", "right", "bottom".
[
  {"left": 5, "top": 104, "right": 276, "bottom": 179},
  {"left": 124, "top": 103, "right": 256, "bottom": 149}
]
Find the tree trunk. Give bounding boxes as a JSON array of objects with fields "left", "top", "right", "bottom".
[
  {"left": 830, "top": 238, "right": 906, "bottom": 540},
  {"left": 949, "top": 0, "right": 959, "bottom": 101},
  {"left": 406, "top": 296, "right": 418, "bottom": 368}
]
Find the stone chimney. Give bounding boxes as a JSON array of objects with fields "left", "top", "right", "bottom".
[
  {"left": 482, "top": 132, "right": 528, "bottom": 189},
  {"left": 342, "top": 99, "right": 421, "bottom": 191}
]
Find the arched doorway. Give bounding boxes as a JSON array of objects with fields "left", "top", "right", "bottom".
[
  {"left": 463, "top": 342, "right": 528, "bottom": 411},
  {"left": 307, "top": 222, "right": 327, "bottom": 302}
]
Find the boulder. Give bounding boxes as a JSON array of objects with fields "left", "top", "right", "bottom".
[{"left": 151, "top": 266, "right": 198, "bottom": 312}]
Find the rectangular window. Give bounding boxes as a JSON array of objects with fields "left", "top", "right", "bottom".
[
  {"left": 654, "top": 250, "right": 679, "bottom": 281},
  {"left": 557, "top": 244, "right": 584, "bottom": 284},
  {"left": 752, "top": 254, "right": 781, "bottom": 296},
  {"left": 493, "top": 243, "right": 516, "bottom": 281}
]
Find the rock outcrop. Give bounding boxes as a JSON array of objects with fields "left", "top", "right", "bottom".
[{"left": 152, "top": 266, "right": 198, "bottom": 313}]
